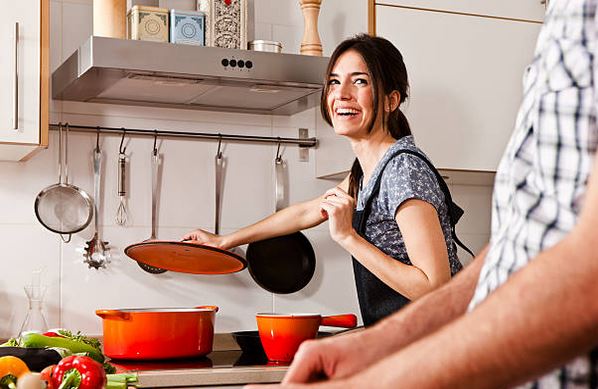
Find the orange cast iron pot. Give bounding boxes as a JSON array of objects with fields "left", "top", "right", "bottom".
[
  {"left": 96, "top": 306, "right": 218, "bottom": 360},
  {"left": 256, "top": 313, "right": 357, "bottom": 362}
]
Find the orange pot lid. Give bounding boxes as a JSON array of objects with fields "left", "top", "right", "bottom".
[{"left": 124, "top": 240, "right": 246, "bottom": 274}]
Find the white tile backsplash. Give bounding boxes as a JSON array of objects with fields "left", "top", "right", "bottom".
[{"left": 1, "top": 0, "right": 494, "bottom": 338}]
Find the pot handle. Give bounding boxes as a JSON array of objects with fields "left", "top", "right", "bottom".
[
  {"left": 195, "top": 305, "right": 219, "bottom": 312},
  {"left": 321, "top": 314, "right": 357, "bottom": 328},
  {"left": 95, "top": 309, "right": 130, "bottom": 320}
]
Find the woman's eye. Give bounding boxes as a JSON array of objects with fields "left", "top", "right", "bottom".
[
  {"left": 354, "top": 78, "right": 368, "bottom": 85},
  {"left": 327, "top": 79, "right": 340, "bottom": 85}
]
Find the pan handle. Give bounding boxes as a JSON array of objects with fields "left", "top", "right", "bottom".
[
  {"left": 320, "top": 314, "right": 357, "bottom": 328},
  {"left": 195, "top": 305, "right": 219, "bottom": 313},
  {"left": 95, "top": 309, "right": 131, "bottom": 320}
]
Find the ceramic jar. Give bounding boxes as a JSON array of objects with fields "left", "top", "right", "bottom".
[
  {"left": 197, "top": 0, "right": 247, "bottom": 49},
  {"left": 127, "top": 5, "right": 169, "bottom": 42},
  {"left": 170, "top": 9, "right": 205, "bottom": 45}
]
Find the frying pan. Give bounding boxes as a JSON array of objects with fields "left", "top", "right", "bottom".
[
  {"left": 246, "top": 154, "right": 316, "bottom": 294},
  {"left": 125, "top": 140, "right": 246, "bottom": 275}
]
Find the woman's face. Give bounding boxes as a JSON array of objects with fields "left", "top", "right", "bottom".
[{"left": 326, "top": 50, "right": 378, "bottom": 138}]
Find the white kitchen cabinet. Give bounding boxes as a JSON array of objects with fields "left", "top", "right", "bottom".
[
  {"left": 375, "top": 0, "right": 546, "bottom": 22},
  {"left": 0, "top": 0, "right": 49, "bottom": 161},
  {"left": 376, "top": 5, "right": 541, "bottom": 172}
]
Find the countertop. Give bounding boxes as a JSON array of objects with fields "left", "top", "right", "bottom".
[{"left": 110, "top": 334, "right": 288, "bottom": 388}]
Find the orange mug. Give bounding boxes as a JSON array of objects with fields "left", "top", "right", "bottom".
[{"left": 256, "top": 313, "right": 357, "bottom": 362}]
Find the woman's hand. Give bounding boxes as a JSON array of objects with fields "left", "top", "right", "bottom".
[
  {"left": 320, "top": 187, "right": 357, "bottom": 246},
  {"left": 182, "top": 229, "right": 227, "bottom": 249}
]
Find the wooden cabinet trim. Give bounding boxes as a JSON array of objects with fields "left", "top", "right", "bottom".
[
  {"left": 368, "top": 0, "right": 376, "bottom": 35},
  {"left": 373, "top": 3, "right": 543, "bottom": 25},
  {"left": 39, "top": 0, "right": 49, "bottom": 149}
]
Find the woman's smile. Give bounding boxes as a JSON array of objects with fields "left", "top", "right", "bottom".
[{"left": 326, "top": 50, "right": 374, "bottom": 137}]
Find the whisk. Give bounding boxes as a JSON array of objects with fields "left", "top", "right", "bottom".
[{"left": 115, "top": 132, "right": 129, "bottom": 226}]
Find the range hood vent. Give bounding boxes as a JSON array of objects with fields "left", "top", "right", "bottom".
[{"left": 52, "top": 37, "right": 329, "bottom": 115}]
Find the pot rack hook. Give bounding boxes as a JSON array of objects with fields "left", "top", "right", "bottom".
[
  {"left": 153, "top": 130, "right": 158, "bottom": 156},
  {"left": 95, "top": 126, "right": 100, "bottom": 152},
  {"left": 216, "top": 133, "right": 223, "bottom": 159},
  {"left": 119, "top": 128, "right": 126, "bottom": 155},
  {"left": 275, "top": 137, "right": 282, "bottom": 163}
]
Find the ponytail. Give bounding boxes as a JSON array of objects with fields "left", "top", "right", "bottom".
[{"left": 348, "top": 158, "right": 363, "bottom": 200}]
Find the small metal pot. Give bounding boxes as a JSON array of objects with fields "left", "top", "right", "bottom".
[
  {"left": 96, "top": 306, "right": 218, "bottom": 360},
  {"left": 248, "top": 40, "right": 282, "bottom": 53}
]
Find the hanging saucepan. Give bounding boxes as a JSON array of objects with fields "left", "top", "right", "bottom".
[
  {"left": 125, "top": 136, "right": 246, "bottom": 274},
  {"left": 34, "top": 123, "right": 94, "bottom": 243},
  {"left": 246, "top": 149, "right": 316, "bottom": 294}
]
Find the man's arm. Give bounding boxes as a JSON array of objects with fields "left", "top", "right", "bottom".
[
  {"left": 281, "top": 246, "right": 487, "bottom": 383},
  {"left": 349, "top": 157, "right": 598, "bottom": 389}
]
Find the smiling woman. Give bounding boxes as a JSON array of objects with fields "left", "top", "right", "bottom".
[{"left": 184, "top": 34, "right": 463, "bottom": 326}]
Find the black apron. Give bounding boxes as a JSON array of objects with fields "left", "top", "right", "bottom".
[{"left": 352, "top": 189, "right": 410, "bottom": 327}]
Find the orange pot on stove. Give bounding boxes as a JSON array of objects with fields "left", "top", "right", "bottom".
[
  {"left": 96, "top": 306, "right": 218, "bottom": 360},
  {"left": 256, "top": 313, "right": 357, "bottom": 363}
]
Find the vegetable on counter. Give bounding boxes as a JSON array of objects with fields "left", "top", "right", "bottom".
[
  {"left": 106, "top": 373, "right": 138, "bottom": 389},
  {"left": 51, "top": 356, "right": 106, "bottom": 389},
  {"left": 0, "top": 348, "right": 62, "bottom": 373},
  {"left": 0, "top": 356, "right": 30, "bottom": 389},
  {"left": 18, "top": 333, "right": 104, "bottom": 364}
]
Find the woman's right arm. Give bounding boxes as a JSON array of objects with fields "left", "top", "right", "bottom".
[{"left": 184, "top": 175, "right": 350, "bottom": 250}]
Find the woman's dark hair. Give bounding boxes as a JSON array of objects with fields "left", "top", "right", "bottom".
[{"left": 320, "top": 34, "right": 412, "bottom": 199}]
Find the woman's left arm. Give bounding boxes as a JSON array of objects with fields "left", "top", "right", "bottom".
[{"left": 321, "top": 189, "right": 450, "bottom": 300}]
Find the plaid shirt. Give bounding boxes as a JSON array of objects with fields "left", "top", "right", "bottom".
[{"left": 468, "top": 0, "right": 598, "bottom": 387}]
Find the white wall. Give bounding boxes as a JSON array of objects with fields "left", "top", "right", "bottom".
[{"left": 0, "top": 0, "right": 491, "bottom": 338}]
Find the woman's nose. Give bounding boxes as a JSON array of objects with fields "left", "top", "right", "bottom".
[{"left": 333, "top": 83, "right": 352, "bottom": 100}]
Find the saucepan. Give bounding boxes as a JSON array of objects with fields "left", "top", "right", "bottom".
[
  {"left": 256, "top": 313, "right": 357, "bottom": 362},
  {"left": 96, "top": 306, "right": 218, "bottom": 360}
]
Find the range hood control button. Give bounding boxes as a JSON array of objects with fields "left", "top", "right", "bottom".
[
  {"left": 229, "top": 59, "right": 237, "bottom": 67},
  {"left": 246, "top": 60, "right": 253, "bottom": 69},
  {"left": 221, "top": 58, "right": 229, "bottom": 67},
  {"left": 238, "top": 60, "right": 245, "bottom": 68}
]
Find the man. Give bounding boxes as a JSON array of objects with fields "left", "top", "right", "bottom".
[{"left": 248, "top": 0, "right": 598, "bottom": 387}]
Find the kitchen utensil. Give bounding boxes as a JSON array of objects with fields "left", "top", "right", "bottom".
[
  {"left": 136, "top": 144, "right": 168, "bottom": 274},
  {"left": 256, "top": 313, "right": 357, "bottom": 362},
  {"left": 126, "top": 140, "right": 247, "bottom": 274},
  {"left": 248, "top": 40, "right": 282, "bottom": 53},
  {"left": 34, "top": 123, "right": 94, "bottom": 243},
  {"left": 299, "top": 0, "right": 323, "bottom": 56},
  {"left": 246, "top": 151, "right": 316, "bottom": 294},
  {"left": 96, "top": 306, "right": 218, "bottom": 360},
  {"left": 83, "top": 133, "right": 110, "bottom": 269},
  {"left": 115, "top": 132, "right": 128, "bottom": 226}
]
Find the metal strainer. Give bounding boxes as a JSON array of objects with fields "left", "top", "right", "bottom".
[{"left": 34, "top": 123, "right": 94, "bottom": 243}]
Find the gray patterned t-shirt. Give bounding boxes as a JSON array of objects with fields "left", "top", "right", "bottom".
[{"left": 356, "top": 136, "right": 462, "bottom": 276}]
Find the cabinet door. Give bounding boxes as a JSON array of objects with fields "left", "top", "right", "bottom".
[
  {"left": 0, "top": 0, "right": 48, "bottom": 161},
  {"left": 376, "top": 5, "right": 541, "bottom": 171},
  {"left": 376, "top": 0, "right": 546, "bottom": 22}
]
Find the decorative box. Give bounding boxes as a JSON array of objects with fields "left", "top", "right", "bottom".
[
  {"left": 127, "top": 5, "right": 169, "bottom": 42},
  {"left": 170, "top": 9, "right": 205, "bottom": 45},
  {"left": 197, "top": 0, "right": 247, "bottom": 49}
]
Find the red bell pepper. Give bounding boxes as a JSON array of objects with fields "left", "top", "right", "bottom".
[{"left": 51, "top": 356, "right": 106, "bottom": 389}]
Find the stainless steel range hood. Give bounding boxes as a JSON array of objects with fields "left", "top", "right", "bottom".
[{"left": 52, "top": 37, "right": 329, "bottom": 115}]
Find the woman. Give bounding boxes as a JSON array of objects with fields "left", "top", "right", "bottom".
[{"left": 184, "top": 34, "right": 462, "bottom": 325}]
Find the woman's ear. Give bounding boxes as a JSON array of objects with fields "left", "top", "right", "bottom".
[{"left": 385, "top": 91, "right": 401, "bottom": 112}]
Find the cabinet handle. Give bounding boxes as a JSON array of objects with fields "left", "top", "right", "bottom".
[{"left": 13, "top": 22, "right": 19, "bottom": 130}]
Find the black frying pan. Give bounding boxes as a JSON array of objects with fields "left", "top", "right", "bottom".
[{"left": 246, "top": 157, "right": 316, "bottom": 294}]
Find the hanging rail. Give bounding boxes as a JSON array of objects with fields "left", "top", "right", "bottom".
[{"left": 48, "top": 123, "right": 318, "bottom": 147}]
